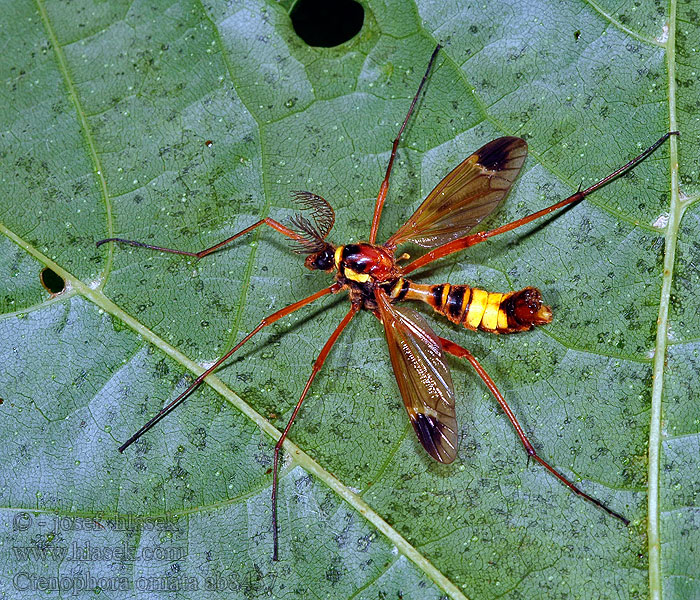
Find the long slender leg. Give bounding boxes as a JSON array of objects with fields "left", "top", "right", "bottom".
[
  {"left": 118, "top": 284, "right": 340, "bottom": 453},
  {"left": 401, "top": 131, "right": 679, "bottom": 275},
  {"left": 272, "top": 304, "right": 359, "bottom": 560},
  {"left": 438, "top": 335, "right": 629, "bottom": 525},
  {"left": 368, "top": 45, "right": 442, "bottom": 244},
  {"left": 97, "top": 218, "right": 306, "bottom": 258}
]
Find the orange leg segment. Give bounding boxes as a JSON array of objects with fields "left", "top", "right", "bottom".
[
  {"left": 402, "top": 131, "right": 678, "bottom": 275},
  {"left": 368, "top": 44, "right": 442, "bottom": 244},
  {"left": 438, "top": 335, "right": 629, "bottom": 525},
  {"left": 272, "top": 304, "right": 359, "bottom": 560},
  {"left": 97, "top": 218, "right": 306, "bottom": 259},
  {"left": 118, "top": 284, "right": 340, "bottom": 453}
]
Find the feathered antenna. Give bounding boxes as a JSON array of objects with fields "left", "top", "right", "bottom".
[{"left": 287, "top": 191, "right": 335, "bottom": 254}]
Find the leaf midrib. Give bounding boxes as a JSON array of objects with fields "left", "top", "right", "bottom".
[{"left": 647, "top": 0, "right": 680, "bottom": 597}]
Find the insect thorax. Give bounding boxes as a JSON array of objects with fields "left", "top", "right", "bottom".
[{"left": 334, "top": 243, "right": 400, "bottom": 310}]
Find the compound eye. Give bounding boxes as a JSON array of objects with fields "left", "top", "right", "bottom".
[
  {"left": 305, "top": 247, "right": 335, "bottom": 271},
  {"left": 316, "top": 248, "right": 335, "bottom": 270}
]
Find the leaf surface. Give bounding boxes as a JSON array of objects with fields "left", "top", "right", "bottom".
[{"left": 1, "top": 1, "right": 698, "bottom": 599}]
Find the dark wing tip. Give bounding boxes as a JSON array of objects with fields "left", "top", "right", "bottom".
[
  {"left": 476, "top": 137, "right": 528, "bottom": 172},
  {"left": 412, "top": 413, "right": 457, "bottom": 464}
]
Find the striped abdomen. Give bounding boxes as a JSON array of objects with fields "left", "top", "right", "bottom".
[{"left": 389, "top": 279, "right": 552, "bottom": 333}]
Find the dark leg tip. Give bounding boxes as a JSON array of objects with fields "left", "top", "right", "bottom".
[{"left": 611, "top": 509, "right": 630, "bottom": 526}]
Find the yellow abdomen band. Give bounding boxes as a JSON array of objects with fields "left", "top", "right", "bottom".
[
  {"left": 466, "top": 289, "right": 488, "bottom": 329},
  {"left": 482, "top": 293, "right": 503, "bottom": 330}
]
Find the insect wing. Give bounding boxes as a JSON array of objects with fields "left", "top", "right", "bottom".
[
  {"left": 385, "top": 137, "right": 527, "bottom": 249},
  {"left": 377, "top": 292, "right": 458, "bottom": 463}
]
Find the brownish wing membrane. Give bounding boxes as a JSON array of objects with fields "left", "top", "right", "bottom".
[
  {"left": 385, "top": 137, "right": 527, "bottom": 249},
  {"left": 376, "top": 291, "right": 458, "bottom": 463}
]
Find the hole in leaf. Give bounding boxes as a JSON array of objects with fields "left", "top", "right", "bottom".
[
  {"left": 40, "top": 267, "right": 65, "bottom": 294},
  {"left": 291, "top": 0, "right": 364, "bottom": 47}
]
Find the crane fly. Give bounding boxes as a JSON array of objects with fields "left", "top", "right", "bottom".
[{"left": 98, "top": 45, "right": 677, "bottom": 560}]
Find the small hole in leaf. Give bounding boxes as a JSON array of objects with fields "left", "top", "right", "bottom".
[
  {"left": 291, "top": 0, "right": 364, "bottom": 47},
  {"left": 40, "top": 267, "right": 65, "bottom": 294}
]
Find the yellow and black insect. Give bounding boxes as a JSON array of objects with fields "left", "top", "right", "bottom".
[{"left": 98, "top": 45, "right": 677, "bottom": 559}]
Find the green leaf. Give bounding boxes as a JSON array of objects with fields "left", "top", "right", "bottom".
[{"left": 1, "top": 1, "right": 697, "bottom": 598}]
